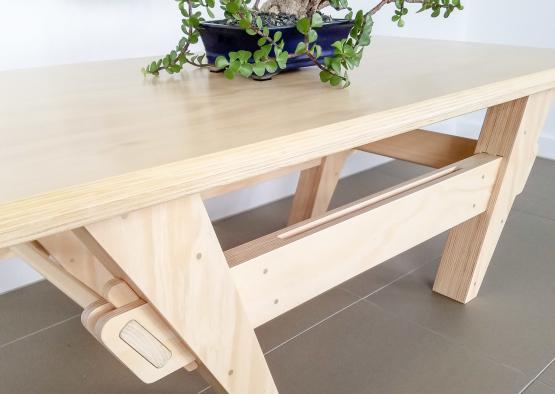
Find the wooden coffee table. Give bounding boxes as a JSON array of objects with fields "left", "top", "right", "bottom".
[{"left": 1, "top": 37, "right": 554, "bottom": 393}]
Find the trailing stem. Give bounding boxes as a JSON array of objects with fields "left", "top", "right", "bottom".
[{"left": 144, "top": 0, "right": 463, "bottom": 87}]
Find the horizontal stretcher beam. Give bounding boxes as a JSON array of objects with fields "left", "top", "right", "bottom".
[
  {"left": 8, "top": 152, "right": 500, "bottom": 386},
  {"left": 227, "top": 154, "right": 501, "bottom": 327},
  {"left": 358, "top": 129, "right": 477, "bottom": 168}
]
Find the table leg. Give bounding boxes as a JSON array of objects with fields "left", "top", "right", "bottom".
[
  {"left": 0, "top": 247, "right": 12, "bottom": 260},
  {"left": 288, "top": 150, "right": 351, "bottom": 225},
  {"left": 84, "top": 194, "right": 278, "bottom": 394},
  {"left": 434, "top": 91, "right": 554, "bottom": 303}
]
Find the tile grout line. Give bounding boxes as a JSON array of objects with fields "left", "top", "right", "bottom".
[
  {"left": 198, "top": 385, "right": 212, "bottom": 394},
  {"left": 0, "top": 278, "right": 46, "bottom": 297},
  {"left": 352, "top": 259, "right": 533, "bottom": 378},
  {"left": 359, "top": 294, "right": 528, "bottom": 377},
  {"left": 195, "top": 263, "right": 428, "bottom": 394},
  {"left": 0, "top": 314, "right": 81, "bottom": 350},
  {"left": 196, "top": 161, "right": 552, "bottom": 394},
  {"left": 518, "top": 356, "right": 555, "bottom": 394},
  {"left": 513, "top": 206, "right": 555, "bottom": 225},
  {"left": 263, "top": 263, "right": 426, "bottom": 356},
  {"left": 197, "top": 386, "right": 212, "bottom": 394},
  {"left": 340, "top": 258, "right": 435, "bottom": 301},
  {"left": 196, "top": 297, "right": 378, "bottom": 393}
]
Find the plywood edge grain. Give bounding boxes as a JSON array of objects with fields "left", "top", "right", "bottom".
[{"left": 1, "top": 68, "right": 554, "bottom": 248}]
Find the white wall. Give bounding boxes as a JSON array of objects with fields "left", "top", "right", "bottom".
[
  {"left": 1, "top": 0, "right": 554, "bottom": 293},
  {"left": 454, "top": 0, "right": 555, "bottom": 156},
  {"left": 368, "top": 0, "right": 555, "bottom": 157}
]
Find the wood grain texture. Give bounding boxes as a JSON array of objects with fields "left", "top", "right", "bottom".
[
  {"left": 82, "top": 300, "right": 115, "bottom": 334},
  {"left": 39, "top": 232, "right": 116, "bottom": 297},
  {"left": 434, "top": 91, "right": 555, "bottom": 303},
  {"left": 358, "top": 129, "right": 477, "bottom": 168},
  {"left": 1, "top": 38, "right": 555, "bottom": 248},
  {"left": 71, "top": 227, "right": 148, "bottom": 300},
  {"left": 102, "top": 278, "right": 140, "bottom": 308},
  {"left": 288, "top": 151, "right": 350, "bottom": 225},
  {"left": 227, "top": 154, "right": 501, "bottom": 326},
  {"left": 11, "top": 242, "right": 100, "bottom": 308},
  {"left": 95, "top": 301, "right": 197, "bottom": 384},
  {"left": 85, "top": 195, "right": 277, "bottom": 393},
  {"left": 119, "top": 319, "right": 172, "bottom": 369}
]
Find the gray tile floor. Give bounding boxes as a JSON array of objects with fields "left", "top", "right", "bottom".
[{"left": 1, "top": 158, "right": 554, "bottom": 394}]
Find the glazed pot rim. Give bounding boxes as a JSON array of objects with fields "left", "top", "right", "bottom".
[{"left": 199, "top": 18, "right": 353, "bottom": 31}]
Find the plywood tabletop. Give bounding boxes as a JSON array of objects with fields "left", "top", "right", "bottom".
[{"left": 1, "top": 36, "right": 555, "bottom": 247}]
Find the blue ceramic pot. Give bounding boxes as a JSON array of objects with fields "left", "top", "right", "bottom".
[{"left": 198, "top": 19, "right": 353, "bottom": 71}]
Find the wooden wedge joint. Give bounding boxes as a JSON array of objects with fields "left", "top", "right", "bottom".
[
  {"left": 34, "top": 231, "right": 199, "bottom": 383},
  {"left": 79, "top": 279, "right": 197, "bottom": 383},
  {"left": 81, "top": 298, "right": 197, "bottom": 383}
]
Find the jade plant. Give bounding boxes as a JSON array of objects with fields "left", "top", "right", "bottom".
[{"left": 143, "top": 0, "right": 463, "bottom": 87}]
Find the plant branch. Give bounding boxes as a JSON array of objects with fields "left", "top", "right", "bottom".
[{"left": 370, "top": 0, "right": 445, "bottom": 15}]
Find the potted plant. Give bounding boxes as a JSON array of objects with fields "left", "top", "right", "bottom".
[{"left": 143, "top": 0, "right": 463, "bottom": 87}]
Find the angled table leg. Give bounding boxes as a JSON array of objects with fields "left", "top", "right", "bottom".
[
  {"left": 434, "top": 91, "right": 554, "bottom": 303},
  {"left": 83, "top": 194, "right": 277, "bottom": 394},
  {"left": 288, "top": 150, "right": 351, "bottom": 225}
]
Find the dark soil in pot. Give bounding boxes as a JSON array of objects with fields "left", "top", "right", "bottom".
[{"left": 198, "top": 13, "right": 353, "bottom": 77}]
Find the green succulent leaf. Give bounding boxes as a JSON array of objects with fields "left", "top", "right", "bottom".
[
  {"left": 311, "top": 13, "right": 324, "bottom": 28},
  {"left": 224, "top": 68, "right": 235, "bottom": 79},
  {"left": 308, "top": 30, "right": 318, "bottom": 43},
  {"left": 330, "top": 75, "right": 343, "bottom": 86},
  {"left": 143, "top": 0, "right": 464, "bottom": 89},
  {"left": 295, "top": 41, "right": 307, "bottom": 54},
  {"left": 296, "top": 17, "right": 311, "bottom": 34},
  {"left": 239, "top": 63, "right": 253, "bottom": 77},
  {"left": 215, "top": 55, "right": 229, "bottom": 69},
  {"left": 277, "top": 51, "right": 289, "bottom": 69},
  {"left": 265, "top": 59, "right": 279, "bottom": 73},
  {"left": 319, "top": 70, "right": 332, "bottom": 82},
  {"left": 253, "top": 62, "right": 267, "bottom": 77},
  {"left": 228, "top": 59, "right": 241, "bottom": 73}
]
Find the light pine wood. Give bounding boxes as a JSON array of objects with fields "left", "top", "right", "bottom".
[
  {"left": 71, "top": 227, "right": 148, "bottom": 300},
  {"left": 95, "top": 300, "right": 197, "bottom": 384},
  {"left": 0, "top": 248, "right": 12, "bottom": 260},
  {"left": 2, "top": 39, "right": 555, "bottom": 248},
  {"left": 2, "top": 37, "right": 554, "bottom": 393},
  {"left": 120, "top": 320, "right": 172, "bottom": 369},
  {"left": 79, "top": 283, "right": 198, "bottom": 383},
  {"left": 288, "top": 151, "right": 351, "bottom": 225},
  {"left": 39, "top": 232, "right": 116, "bottom": 297},
  {"left": 39, "top": 231, "right": 147, "bottom": 307},
  {"left": 434, "top": 91, "right": 555, "bottom": 303},
  {"left": 102, "top": 279, "right": 140, "bottom": 308},
  {"left": 184, "top": 361, "right": 199, "bottom": 372},
  {"left": 202, "top": 158, "right": 321, "bottom": 199},
  {"left": 82, "top": 300, "right": 115, "bottom": 334},
  {"left": 37, "top": 230, "right": 196, "bottom": 382},
  {"left": 10, "top": 242, "right": 100, "bottom": 308},
  {"left": 358, "top": 129, "right": 477, "bottom": 168},
  {"left": 227, "top": 154, "right": 501, "bottom": 326},
  {"left": 85, "top": 195, "right": 277, "bottom": 393}
]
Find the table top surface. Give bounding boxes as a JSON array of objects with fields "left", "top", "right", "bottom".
[{"left": 1, "top": 36, "right": 555, "bottom": 247}]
